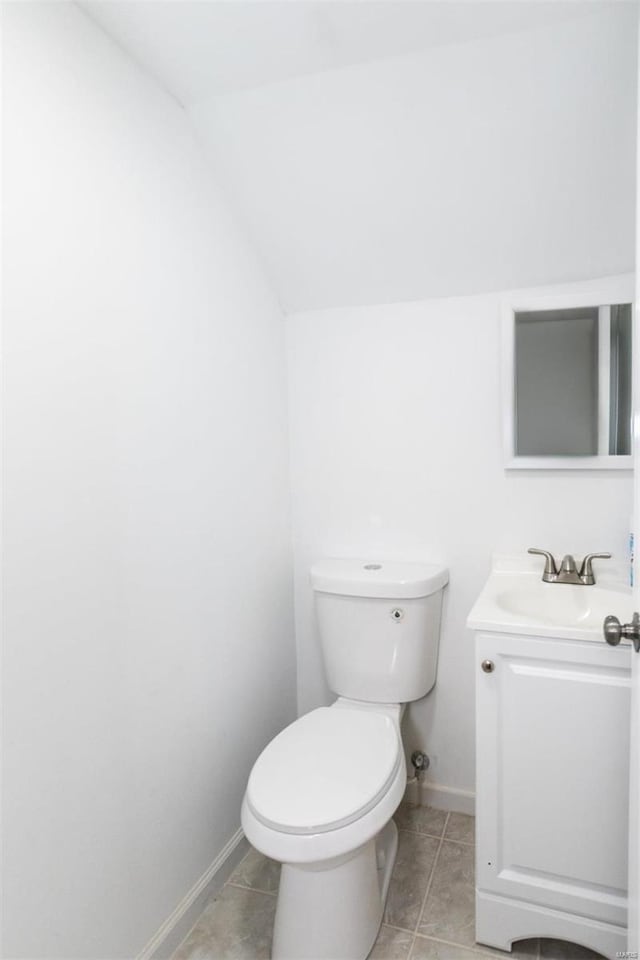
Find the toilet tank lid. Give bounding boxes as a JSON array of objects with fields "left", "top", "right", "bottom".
[{"left": 310, "top": 558, "right": 449, "bottom": 599}]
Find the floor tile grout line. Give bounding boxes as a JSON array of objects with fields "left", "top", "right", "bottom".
[
  {"left": 397, "top": 827, "right": 452, "bottom": 841},
  {"left": 409, "top": 932, "right": 418, "bottom": 959},
  {"left": 413, "top": 931, "right": 543, "bottom": 960},
  {"left": 408, "top": 811, "right": 450, "bottom": 957},
  {"left": 414, "top": 931, "right": 486, "bottom": 953},
  {"left": 439, "top": 813, "right": 447, "bottom": 840},
  {"left": 224, "top": 880, "right": 278, "bottom": 898},
  {"left": 440, "top": 836, "right": 475, "bottom": 848},
  {"left": 226, "top": 844, "right": 254, "bottom": 883},
  {"left": 412, "top": 931, "right": 513, "bottom": 955},
  {"left": 397, "top": 825, "right": 474, "bottom": 845},
  {"left": 383, "top": 921, "right": 421, "bottom": 935}
]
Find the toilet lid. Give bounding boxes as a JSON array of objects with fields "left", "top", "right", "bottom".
[{"left": 246, "top": 707, "right": 402, "bottom": 835}]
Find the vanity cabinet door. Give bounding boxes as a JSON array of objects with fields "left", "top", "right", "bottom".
[{"left": 476, "top": 632, "right": 631, "bottom": 928}]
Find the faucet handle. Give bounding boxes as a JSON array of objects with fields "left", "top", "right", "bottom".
[
  {"left": 528, "top": 548, "right": 558, "bottom": 577},
  {"left": 579, "top": 552, "right": 612, "bottom": 583}
]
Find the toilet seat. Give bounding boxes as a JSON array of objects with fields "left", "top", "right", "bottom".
[{"left": 246, "top": 706, "right": 402, "bottom": 836}]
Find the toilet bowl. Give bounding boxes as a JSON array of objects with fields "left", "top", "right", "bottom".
[
  {"left": 242, "top": 557, "right": 448, "bottom": 960},
  {"left": 242, "top": 700, "right": 406, "bottom": 959}
]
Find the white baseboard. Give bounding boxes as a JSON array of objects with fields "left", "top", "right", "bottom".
[
  {"left": 404, "top": 778, "right": 475, "bottom": 816},
  {"left": 136, "top": 829, "right": 249, "bottom": 960}
]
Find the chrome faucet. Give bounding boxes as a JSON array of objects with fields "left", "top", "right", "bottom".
[{"left": 528, "top": 548, "right": 611, "bottom": 585}]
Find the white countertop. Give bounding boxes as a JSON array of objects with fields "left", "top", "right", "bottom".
[{"left": 467, "top": 554, "right": 634, "bottom": 642}]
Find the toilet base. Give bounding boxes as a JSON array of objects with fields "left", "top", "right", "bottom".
[{"left": 271, "top": 819, "right": 398, "bottom": 960}]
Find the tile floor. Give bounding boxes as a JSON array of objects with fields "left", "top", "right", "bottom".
[{"left": 173, "top": 805, "right": 605, "bottom": 960}]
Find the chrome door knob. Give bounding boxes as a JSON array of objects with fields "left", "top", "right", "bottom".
[
  {"left": 481, "top": 659, "right": 495, "bottom": 673},
  {"left": 603, "top": 612, "right": 640, "bottom": 653},
  {"left": 603, "top": 615, "right": 623, "bottom": 646}
]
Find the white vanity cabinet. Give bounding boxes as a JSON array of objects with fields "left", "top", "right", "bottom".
[{"left": 475, "top": 630, "right": 631, "bottom": 960}]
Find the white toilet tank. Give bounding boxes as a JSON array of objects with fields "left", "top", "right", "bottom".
[{"left": 311, "top": 558, "right": 448, "bottom": 704}]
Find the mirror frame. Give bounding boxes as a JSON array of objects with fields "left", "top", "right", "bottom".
[{"left": 501, "top": 275, "right": 634, "bottom": 470}]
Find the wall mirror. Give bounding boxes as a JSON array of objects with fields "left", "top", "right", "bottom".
[{"left": 502, "top": 281, "right": 634, "bottom": 469}]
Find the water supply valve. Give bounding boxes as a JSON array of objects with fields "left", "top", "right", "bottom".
[{"left": 411, "top": 750, "right": 430, "bottom": 780}]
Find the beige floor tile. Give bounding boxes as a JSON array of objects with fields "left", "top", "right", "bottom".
[
  {"left": 227, "top": 846, "right": 280, "bottom": 895},
  {"left": 539, "top": 939, "right": 606, "bottom": 959},
  {"left": 445, "top": 813, "right": 475, "bottom": 846},
  {"left": 418, "top": 840, "right": 475, "bottom": 947},
  {"left": 418, "top": 849, "right": 536, "bottom": 960},
  {"left": 394, "top": 803, "right": 449, "bottom": 838},
  {"left": 369, "top": 924, "right": 414, "bottom": 960},
  {"left": 384, "top": 830, "right": 441, "bottom": 931},
  {"left": 411, "top": 935, "right": 481, "bottom": 960},
  {"left": 173, "top": 885, "right": 276, "bottom": 960},
  {"left": 412, "top": 935, "right": 539, "bottom": 960}
]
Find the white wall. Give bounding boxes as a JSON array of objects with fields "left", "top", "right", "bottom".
[
  {"left": 2, "top": 4, "right": 295, "bottom": 957},
  {"left": 286, "top": 276, "right": 634, "bottom": 794},
  {"left": 191, "top": 5, "right": 637, "bottom": 313}
]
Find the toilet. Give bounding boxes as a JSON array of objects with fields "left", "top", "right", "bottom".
[{"left": 241, "top": 557, "right": 448, "bottom": 960}]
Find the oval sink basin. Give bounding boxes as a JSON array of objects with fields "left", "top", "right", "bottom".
[
  {"left": 467, "top": 560, "right": 634, "bottom": 641},
  {"left": 495, "top": 581, "right": 632, "bottom": 629}
]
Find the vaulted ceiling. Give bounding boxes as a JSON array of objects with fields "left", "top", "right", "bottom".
[
  {"left": 82, "top": 2, "right": 607, "bottom": 103},
  {"left": 82, "top": 2, "right": 639, "bottom": 313}
]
